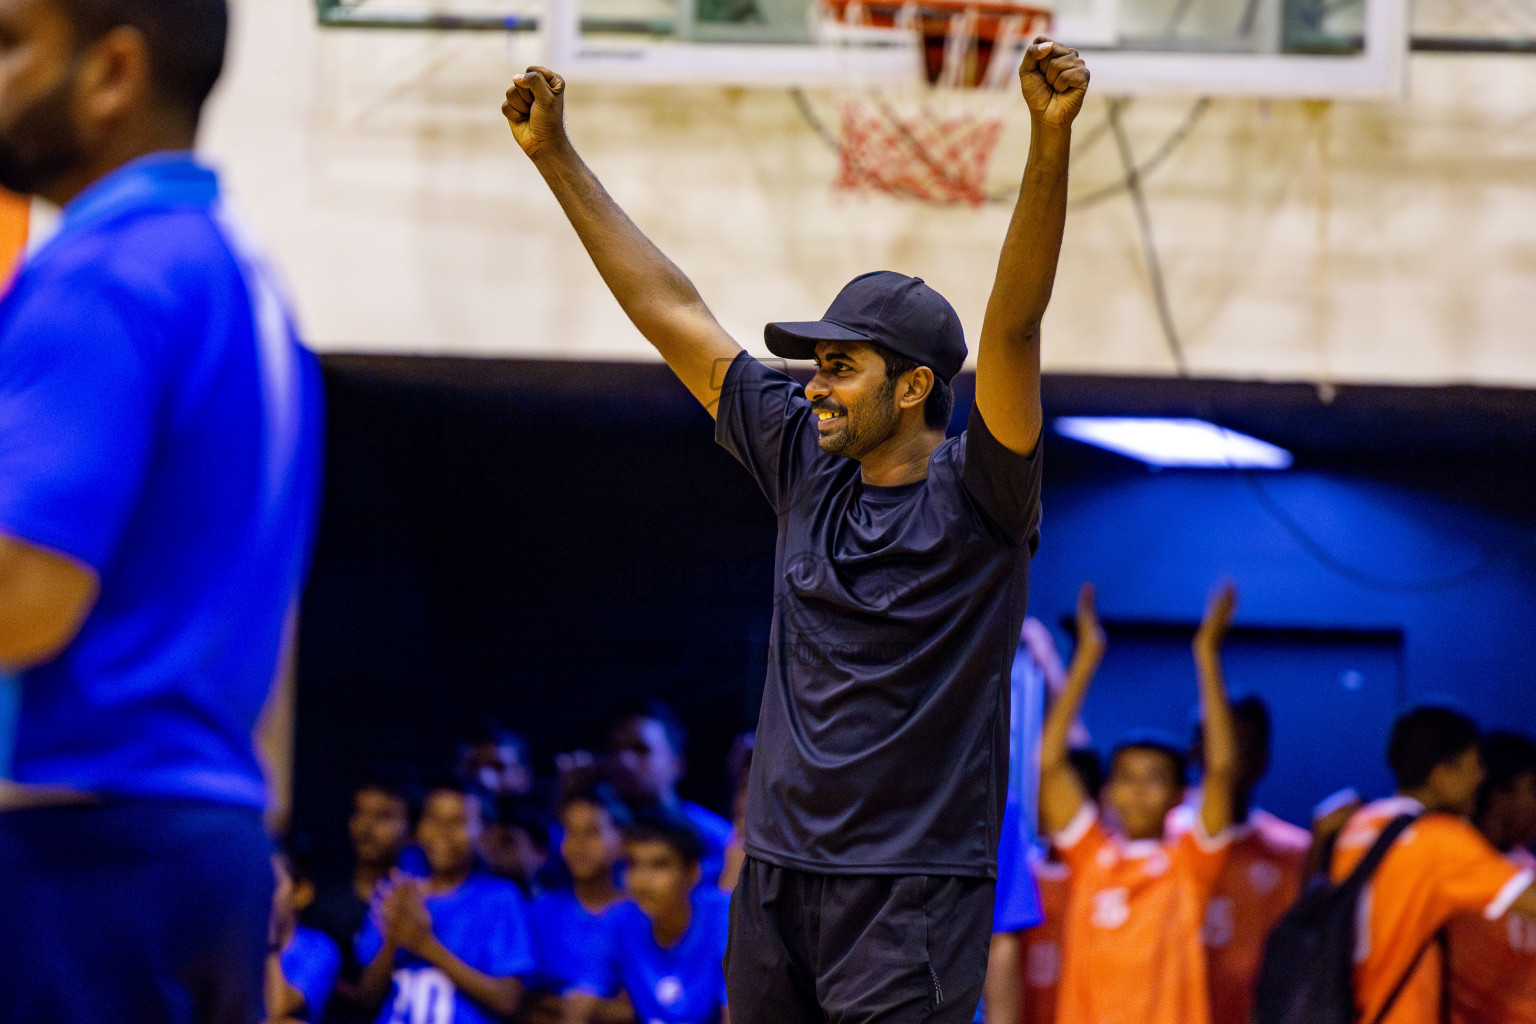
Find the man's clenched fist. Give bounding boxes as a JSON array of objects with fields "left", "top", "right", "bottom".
[{"left": 504, "top": 66, "right": 568, "bottom": 158}]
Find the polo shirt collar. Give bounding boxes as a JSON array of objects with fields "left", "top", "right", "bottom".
[{"left": 54, "top": 151, "right": 217, "bottom": 243}]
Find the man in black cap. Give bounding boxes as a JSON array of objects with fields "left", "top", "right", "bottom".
[{"left": 504, "top": 37, "right": 1088, "bottom": 1024}]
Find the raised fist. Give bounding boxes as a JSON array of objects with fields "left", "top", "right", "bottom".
[
  {"left": 504, "top": 66, "right": 568, "bottom": 158},
  {"left": 1019, "top": 38, "right": 1089, "bottom": 129}
]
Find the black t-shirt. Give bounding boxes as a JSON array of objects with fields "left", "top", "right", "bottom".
[{"left": 715, "top": 352, "right": 1042, "bottom": 878}]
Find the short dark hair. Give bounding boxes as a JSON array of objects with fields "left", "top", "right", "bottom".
[
  {"left": 274, "top": 832, "right": 319, "bottom": 889},
  {"left": 557, "top": 781, "right": 634, "bottom": 829},
  {"left": 1110, "top": 728, "right": 1188, "bottom": 788},
  {"left": 1187, "top": 692, "right": 1271, "bottom": 744},
  {"left": 55, "top": 0, "right": 228, "bottom": 118},
  {"left": 871, "top": 343, "right": 955, "bottom": 431},
  {"left": 457, "top": 720, "right": 532, "bottom": 765},
  {"left": 612, "top": 701, "right": 688, "bottom": 758},
  {"left": 423, "top": 775, "right": 490, "bottom": 817},
  {"left": 1388, "top": 702, "right": 1480, "bottom": 791},
  {"left": 622, "top": 807, "right": 705, "bottom": 867},
  {"left": 1476, "top": 731, "right": 1536, "bottom": 819},
  {"left": 355, "top": 765, "right": 425, "bottom": 825},
  {"left": 1068, "top": 747, "right": 1105, "bottom": 798}
]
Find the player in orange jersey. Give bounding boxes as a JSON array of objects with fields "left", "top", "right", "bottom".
[
  {"left": 1038, "top": 582, "right": 1239, "bottom": 1024},
  {"left": 1169, "top": 695, "right": 1309, "bottom": 1024},
  {"left": 1015, "top": 750, "right": 1101, "bottom": 1024},
  {"left": 1332, "top": 705, "right": 1536, "bottom": 1024},
  {"left": 1448, "top": 731, "right": 1536, "bottom": 1024}
]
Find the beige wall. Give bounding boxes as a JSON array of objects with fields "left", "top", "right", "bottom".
[{"left": 204, "top": 1, "right": 1536, "bottom": 386}]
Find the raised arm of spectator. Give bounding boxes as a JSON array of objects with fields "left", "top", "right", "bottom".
[
  {"left": 1039, "top": 583, "right": 1107, "bottom": 835},
  {"left": 1193, "top": 582, "right": 1239, "bottom": 839},
  {"left": 1023, "top": 617, "right": 1090, "bottom": 749},
  {"left": 502, "top": 68, "right": 744, "bottom": 417},
  {"left": 972, "top": 40, "right": 1088, "bottom": 456}
]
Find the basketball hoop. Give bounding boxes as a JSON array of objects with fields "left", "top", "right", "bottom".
[{"left": 815, "top": 0, "right": 1051, "bottom": 206}]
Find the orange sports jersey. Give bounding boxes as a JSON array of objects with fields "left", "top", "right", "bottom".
[
  {"left": 1169, "top": 804, "right": 1309, "bottom": 1024},
  {"left": 1051, "top": 805, "right": 1230, "bottom": 1024},
  {"left": 1332, "top": 797, "right": 1535, "bottom": 1024},
  {"left": 1019, "top": 856, "right": 1070, "bottom": 1024},
  {"left": 1449, "top": 846, "right": 1536, "bottom": 1024}
]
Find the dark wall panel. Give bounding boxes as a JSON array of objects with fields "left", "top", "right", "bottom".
[{"left": 294, "top": 356, "right": 1536, "bottom": 864}]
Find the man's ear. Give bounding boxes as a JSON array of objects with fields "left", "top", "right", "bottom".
[
  {"left": 76, "top": 26, "right": 155, "bottom": 130},
  {"left": 898, "top": 367, "right": 935, "bottom": 411}
]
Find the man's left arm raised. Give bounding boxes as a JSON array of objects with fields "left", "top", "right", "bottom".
[{"left": 973, "top": 39, "right": 1089, "bottom": 457}]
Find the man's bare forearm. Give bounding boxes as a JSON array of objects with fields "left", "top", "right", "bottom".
[
  {"left": 529, "top": 141, "right": 740, "bottom": 410},
  {"left": 533, "top": 142, "right": 702, "bottom": 331},
  {"left": 983, "top": 125, "right": 1072, "bottom": 348},
  {"left": 973, "top": 120, "right": 1073, "bottom": 453}
]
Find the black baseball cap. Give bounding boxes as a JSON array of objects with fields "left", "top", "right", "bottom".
[{"left": 764, "top": 271, "right": 967, "bottom": 382}]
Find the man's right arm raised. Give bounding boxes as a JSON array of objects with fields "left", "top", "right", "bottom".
[{"left": 504, "top": 67, "right": 744, "bottom": 418}]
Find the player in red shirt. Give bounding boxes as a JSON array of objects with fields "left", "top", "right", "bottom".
[
  {"left": 1332, "top": 705, "right": 1536, "bottom": 1024},
  {"left": 1038, "top": 582, "right": 1239, "bottom": 1024},
  {"left": 1170, "top": 695, "right": 1309, "bottom": 1024},
  {"left": 1449, "top": 731, "right": 1536, "bottom": 1024}
]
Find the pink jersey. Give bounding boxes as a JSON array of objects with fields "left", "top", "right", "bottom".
[
  {"left": 1170, "top": 805, "right": 1309, "bottom": 1024},
  {"left": 1019, "top": 857, "right": 1070, "bottom": 1024},
  {"left": 1449, "top": 846, "right": 1536, "bottom": 1024}
]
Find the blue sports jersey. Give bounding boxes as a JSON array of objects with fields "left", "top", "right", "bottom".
[
  {"left": 599, "top": 888, "right": 729, "bottom": 1024},
  {"left": 282, "top": 925, "right": 342, "bottom": 1022},
  {"left": 0, "top": 672, "right": 16, "bottom": 777},
  {"left": 356, "top": 873, "right": 537, "bottom": 1024},
  {"left": 528, "top": 889, "right": 619, "bottom": 996},
  {"left": 0, "top": 154, "right": 323, "bottom": 806},
  {"left": 992, "top": 648, "right": 1045, "bottom": 933}
]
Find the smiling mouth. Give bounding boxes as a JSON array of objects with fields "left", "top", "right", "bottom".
[{"left": 816, "top": 410, "right": 845, "bottom": 428}]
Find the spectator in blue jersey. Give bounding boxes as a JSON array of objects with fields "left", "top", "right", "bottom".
[
  {"left": 356, "top": 780, "right": 536, "bottom": 1024},
  {"left": 308, "top": 769, "right": 422, "bottom": 1024},
  {"left": 607, "top": 703, "right": 733, "bottom": 888},
  {"left": 268, "top": 838, "right": 343, "bottom": 1024},
  {"left": 483, "top": 792, "right": 559, "bottom": 899},
  {"left": 585, "top": 809, "right": 731, "bottom": 1024},
  {"left": 459, "top": 723, "right": 537, "bottom": 798},
  {"left": 524, "top": 784, "right": 632, "bottom": 1024},
  {"left": 0, "top": 0, "right": 324, "bottom": 1020}
]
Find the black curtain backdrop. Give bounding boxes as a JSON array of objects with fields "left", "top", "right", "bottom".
[{"left": 294, "top": 356, "right": 1536, "bottom": 871}]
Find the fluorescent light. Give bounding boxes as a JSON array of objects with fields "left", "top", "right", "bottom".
[{"left": 1054, "top": 417, "right": 1294, "bottom": 469}]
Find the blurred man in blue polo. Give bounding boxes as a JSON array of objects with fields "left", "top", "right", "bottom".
[{"left": 0, "top": 0, "right": 324, "bottom": 1021}]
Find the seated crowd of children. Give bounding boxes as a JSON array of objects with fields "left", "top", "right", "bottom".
[{"left": 265, "top": 592, "right": 1536, "bottom": 1024}]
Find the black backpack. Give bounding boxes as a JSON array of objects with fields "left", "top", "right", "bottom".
[{"left": 1253, "top": 812, "right": 1444, "bottom": 1024}]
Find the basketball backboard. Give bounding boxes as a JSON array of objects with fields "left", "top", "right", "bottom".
[{"left": 315, "top": 0, "right": 1409, "bottom": 96}]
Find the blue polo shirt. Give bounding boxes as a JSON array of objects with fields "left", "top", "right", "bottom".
[
  {"left": 594, "top": 888, "right": 730, "bottom": 1024},
  {"left": 0, "top": 153, "right": 323, "bottom": 806}
]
